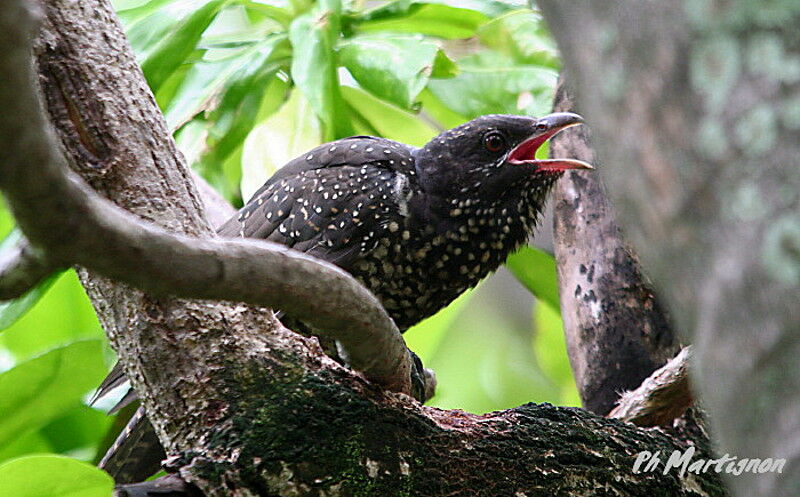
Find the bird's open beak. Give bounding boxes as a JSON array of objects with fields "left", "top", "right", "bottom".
[{"left": 508, "top": 112, "right": 594, "bottom": 171}]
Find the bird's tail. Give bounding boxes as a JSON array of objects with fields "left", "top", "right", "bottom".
[{"left": 99, "top": 406, "right": 165, "bottom": 484}]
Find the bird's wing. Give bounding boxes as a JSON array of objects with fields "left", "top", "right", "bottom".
[{"left": 218, "top": 136, "right": 416, "bottom": 270}]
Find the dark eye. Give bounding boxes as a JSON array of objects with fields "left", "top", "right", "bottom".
[
  {"left": 535, "top": 122, "right": 548, "bottom": 132},
  {"left": 483, "top": 131, "right": 506, "bottom": 153}
]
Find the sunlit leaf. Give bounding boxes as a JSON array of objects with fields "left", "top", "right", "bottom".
[
  {"left": 289, "top": 9, "right": 353, "bottom": 140},
  {"left": 0, "top": 455, "right": 113, "bottom": 497},
  {"left": 424, "top": 281, "right": 557, "bottom": 413},
  {"left": 404, "top": 290, "right": 472, "bottom": 361},
  {"left": 427, "top": 52, "right": 557, "bottom": 118},
  {"left": 0, "top": 275, "right": 60, "bottom": 332},
  {"left": 339, "top": 35, "right": 454, "bottom": 108},
  {"left": 200, "top": 41, "right": 289, "bottom": 168},
  {"left": 241, "top": 89, "right": 322, "bottom": 200},
  {"left": 141, "top": 0, "right": 233, "bottom": 92},
  {"left": 0, "top": 230, "right": 61, "bottom": 332},
  {"left": 416, "top": 88, "right": 466, "bottom": 129},
  {"left": 357, "top": 3, "right": 489, "bottom": 39},
  {"left": 0, "top": 431, "right": 52, "bottom": 465},
  {"left": 505, "top": 246, "right": 560, "bottom": 310},
  {"left": 532, "top": 300, "right": 580, "bottom": 407},
  {"left": 0, "top": 272, "right": 103, "bottom": 364},
  {"left": 478, "top": 9, "right": 560, "bottom": 68},
  {"left": 341, "top": 86, "right": 437, "bottom": 146},
  {"left": 39, "top": 406, "right": 113, "bottom": 462},
  {"left": 0, "top": 340, "right": 107, "bottom": 448}
]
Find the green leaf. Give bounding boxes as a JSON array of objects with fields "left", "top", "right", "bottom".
[
  {"left": 141, "top": 0, "right": 233, "bottom": 93},
  {"left": 241, "top": 89, "right": 322, "bottom": 200},
  {"left": 39, "top": 406, "right": 113, "bottom": 461},
  {"left": 405, "top": 289, "right": 472, "bottom": 361},
  {"left": 0, "top": 271, "right": 103, "bottom": 363},
  {"left": 505, "top": 246, "right": 560, "bottom": 310},
  {"left": 341, "top": 86, "right": 437, "bottom": 146},
  {"left": 339, "top": 35, "right": 454, "bottom": 108},
  {"left": 0, "top": 230, "right": 61, "bottom": 332},
  {"left": 427, "top": 53, "right": 558, "bottom": 119},
  {"left": 416, "top": 88, "right": 466, "bottom": 129},
  {"left": 478, "top": 9, "right": 560, "bottom": 68},
  {"left": 289, "top": 10, "right": 353, "bottom": 140},
  {"left": 0, "top": 431, "right": 52, "bottom": 464},
  {"left": 0, "top": 275, "right": 60, "bottom": 332},
  {"left": 532, "top": 300, "right": 580, "bottom": 406},
  {"left": 0, "top": 340, "right": 107, "bottom": 448},
  {"left": 0, "top": 455, "right": 113, "bottom": 497},
  {"left": 201, "top": 40, "right": 290, "bottom": 167},
  {"left": 357, "top": 3, "right": 489, "bottom": 39}
]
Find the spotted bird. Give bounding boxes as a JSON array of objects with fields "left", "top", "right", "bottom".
[{"left": 97, "top": 112, "right": 592, "bottom": 484}]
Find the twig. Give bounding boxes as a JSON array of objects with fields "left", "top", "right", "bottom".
[
  {"left": 0, "top": 2, "right": 412, "bottom": 396},
  {"left": 608, "top": 346, "right": 693, "bottom": 427}
]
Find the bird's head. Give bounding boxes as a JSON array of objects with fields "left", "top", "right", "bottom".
[{"left": 414, "top": 113, "right": 592, "bottom": 202}]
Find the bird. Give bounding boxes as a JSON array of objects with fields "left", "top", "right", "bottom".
[{"left": 97, "top": 112, "right": 592, "bottom": 484}]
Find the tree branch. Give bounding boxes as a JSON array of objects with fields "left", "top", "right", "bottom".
[
  {"left": 0, "top": 1, "right": 412, "bottom": 396},
  {"left": 0, "top": 171, "right": 231, "bottom": 302},
  {"left": 550, "top": 78, "right": 681, "bottom": 415},
  {"left": 609, "top": 346, "right": 693, "bottom": 427}
]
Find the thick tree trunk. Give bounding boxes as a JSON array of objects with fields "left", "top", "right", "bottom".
[
  {"left": 538, "top": 2, "right": 800, "bottom": 497},
  {"left": 0, "top": 0, "right": 730, "bottom": 494}
]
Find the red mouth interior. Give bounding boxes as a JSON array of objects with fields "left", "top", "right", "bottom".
[{"left": 506, "top": 124, "right": 592, "bottom": 172}]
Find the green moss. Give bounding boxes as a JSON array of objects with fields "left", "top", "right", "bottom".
[
  {"left": 696, "top": 117, "right": 730, "bottom": 159},
  {"left": 690, "top": 35, "right": 741, "bottom": 114},
  {"left": 781, "top": 94, "right": 800, "bottom": 129},
  {"left": 734, "top": 104, "right": 777, "bottom": 156},
  {"left": 762, "top": 215, "right": 800, "bottom": 285}
]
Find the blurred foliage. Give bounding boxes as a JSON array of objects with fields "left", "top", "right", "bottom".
[{"left": 0, "top": 0, "right": 579, "bottom": 488}]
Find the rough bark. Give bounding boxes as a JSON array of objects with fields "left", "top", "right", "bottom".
[
  {"left": 550, "top": 79, "right": 681, "bottom": 415},
  {"left": 0, "top": 0, "right": 729, "bottom": 495},
  {"left": 538, "top": 2, "right": 800, "bottom": 496}
]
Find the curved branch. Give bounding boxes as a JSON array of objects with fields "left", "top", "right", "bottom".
[{"left": 0, "top": 3, "right": 412, "bottom": 396}]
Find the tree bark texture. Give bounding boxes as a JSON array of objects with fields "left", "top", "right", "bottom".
[
  {"left": 550, "top": 79, "right": 681, "bottom": 416},
  {"left": 537, "top": 2, "right": 800, "bottom": 496},
  {"left": 0, "top": 0, "right": 730, "bottom": 494}
]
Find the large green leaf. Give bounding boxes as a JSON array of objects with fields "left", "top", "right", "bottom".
[
  {"left": 357, "top": 3, "right": 489, "bottom": 39},
  {"left": 0, "top": 431, "right": 52, "bottom": 465},
  {"left": 477, "top": 9, "right": 560, "bottom": 68},
  {"left": 40, "top": 406, "right": 113, "bottom": 461},
  {"left": 427, "top": 52, "right": 557, "bottom": 119},
  {"left": 0, "top": 455, "right": 113, "bottom": 497},
  {"left": 141, "top": 0, "right": 232, "bottom": 92},
  {"left": 289, "top": 9, "right": 353, "bottom": 140},
  {"left": 241, "top": 88, "right": 322, "bottom": 200},
  {"left": 0, "top": 340, "right": 106, "bottom": 448},
  {"left": 505, "top": 246, "right": 560, "bottom": 310},
  {"left": 338, "top": 34, "right": 455, "bottom": 109},
  {"left": 201, "top": 41, "right": 290, "bottom": 168},
  {"left": 0, "top": 230, "right": 61, "bottom": 332},
  {"left": 404, "top": 289, "right": 472, "bottom": 362},
  {"left": 341, "top": 86, "right": 437, "bottom": 146},
  {"left": 532, "top": 300, "right": 580, "bottom": 407},
  {"left": 416, "top": 88, "right": 466, "bottom": 130},
  {"left": 0, "top": 271, "right": 103, "bottom": 364}
]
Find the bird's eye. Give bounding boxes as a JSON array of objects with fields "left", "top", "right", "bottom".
[
  {"left": 535, "top": 122, "right": 548, "bottom": 132},
  {"left": 483, "top": 131, "right": 507, "bottom": 153}
]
